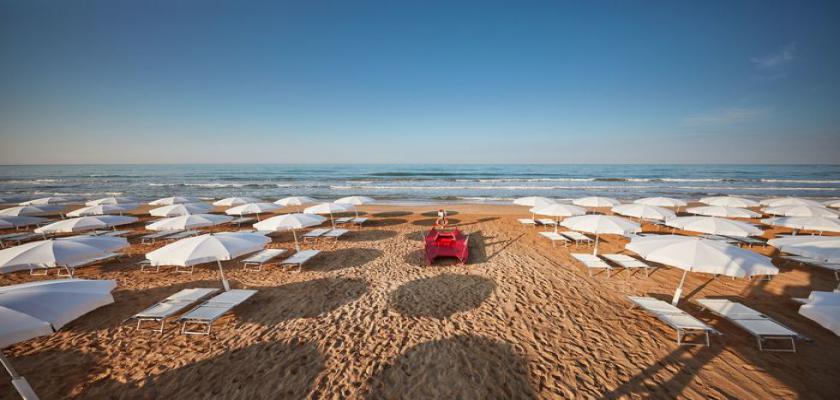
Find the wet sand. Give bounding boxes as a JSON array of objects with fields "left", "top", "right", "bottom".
[{"left": 1, "top": 203, "right": 839, "bottom": 399}]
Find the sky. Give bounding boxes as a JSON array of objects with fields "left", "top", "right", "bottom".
[{"left": 1, "top": 0, "right": 839, "bottom": 164}]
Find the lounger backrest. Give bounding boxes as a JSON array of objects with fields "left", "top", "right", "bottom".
[
  {"left": 564, "top": 232, "right": 589, "bottom": 240},
  {"left": 325, "top": 229, "right": 348, "bottom": 237},
  {"left": 244, "top": 248, "right": 285, "bottom": 263},
  {"left": 305, "top": 228, "right": 329, "bottom": 236},
  {"left": 170, "top": 288, "right": 220, "bottom": 303},
  {"left": 284, "top": 249, "right": 320, "bottom": 264},
  {"left": 178, "top": 289, "right": 257, "bottom": 322},
  {"left": 572, "top": 253, "right": 610, "bottom": 268},
  {"left": 603, "top": 254, "right": 648, "bottom": 268},
  {"left": 206, "top": 289, "right": 257, "bottom": 305},
  {"left": 538, "top": 232, "right": 565, "bottom": 240},
  {"left": 629, "top": 296, "right": 713, "bottom": 331}
]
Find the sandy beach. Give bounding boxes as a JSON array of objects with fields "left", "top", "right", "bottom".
[{"left": 1, "top": 203, "right": 839, "bottom": 399}]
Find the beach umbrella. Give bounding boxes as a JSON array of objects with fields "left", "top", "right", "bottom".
[
  {"left": 798, "top": 292, "right": 840, "bottom": 337},
  {"left": 514, "top": 197, "right": 558, "bottom": 220},
  {"left": 0, "top": 205, "right": 65, "bottom": 217},
  {"left": 572, "top": 196, "right": 621, "bottom": 208},
  {"left": 212, "top": 197, "right": 261, "bottom": 207},
  {"left": 760, "top": 197, "right": 824, "bottom": 207},
  {"left": 626, "top": 235, "right": 778, "bottom": 305},
  {"left": 634, "top": 197, "right": 687, "bottom": 209},
  {"left": 19, "top": 196, "right": 74, "bottom": 206},
  {"left": 148, "top": 196, "right": 201, "bottom": 206},
  {"left": 304, "top": 202, "right": 354, "bottom": 228},
  {"left": 85, "top": 196, "right": 138, "bottom": 206},
  {"left": 149, "top": 203, "right": 212, "bottom": 217},
  {"left": 611, "top": 204, "right": 676, "bottom": 222},
  {"left": 699, "top": 196, "right": 759, "bottom": 208},
  {"left": 761, "top": 216, "right": 840, "bottom": 234},
  {"left": 665, "top": 216, "right": 763, "bottom": 237},
  {"left": 0, "top": 279, "right": 116, "bottom": 400},
  {"left": 335, "top": 196, "right": 375, "bottom": 217},
  {"left": 146, "top": 232, "right": 270, "bottom": 291},
  {"left": 767, "top": 236, "right": 840, "bottom": 263},
  {"left": 825, "top": 200, "right": 840, "bottom": 209},
  {"left": 0, "top": 236, "right": 128, "bottom": 274},
  {"left": 764, "top": 205, "right": 839, "bottom": 219},
  {"left": 224, "top": 202, "right": 281, "bottom": 221},
  {"left": 0, "top": 216, "right": 47, "bottom": 229},
  {"left": 66, "top": 204, "right": 137, "bottom": 217},
  {"left": 253, "top": 213, "right": 326, "bottom": 251},
  {"left": 560, "top": 215, "right": 640, "bottom": 255},
  {"left": 34, "top": 215, "right": 137, "bottom": 234},
  {"left": 530, "top": 204, "right": 586, "bottom": 232},
  {"left": 686, "top": 206, "right": 761, "bottom": 219},
  {"left": 146, "top": 214, "right": 233, "bottom": 231},
  {"left": 274, "top": 196, "right": 318, "bottom": 206}
]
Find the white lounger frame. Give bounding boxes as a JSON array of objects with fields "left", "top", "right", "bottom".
[
  {"left": 697, "top": 299, "right": 799, "bottom": 352},
  {"left": 538, "top": 231, "right": 569, "bottom": 247},
  {"left": 572, "top": 253, "right": 612, "bottom": 277},
  {"left": 178, "top": 289, "right": 257, "bottom": 335},
  {"left": 241, "top": 248, "right": 287, "bottom": 272},
  {"left": 280, "top": 250, "right": 321, "bottom": 272},
  {"left": 131, "top": 288, "right": 220, "bottom": 333},
  {"left": 628, "top": 296, "right": 719, "bottom": 346}
]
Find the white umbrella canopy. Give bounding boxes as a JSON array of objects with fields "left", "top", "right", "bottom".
[
  {"left": 34, "top": 215, "right": 138, "bottom": 234},
  {"left": 19, "top": 196, "right": 75, "bottom": 206},
  {"left": 146, "top": 232, "right": 270, "bottom": 291},
  {"left": 304, "top": 202, "right": 354, "bottom": 228},
  {"left": 825, "top": 199, "right": 840, "bottom": 209},
  {"left": 274, "top": 196, "right": 318, "bottom": 206},
  {"left": 686, "top": 205, "right": 761, "bottom": 219},
  {"left": 764, "top": 205, "right": 839, "bottom": 218},
  {"left": 0, "top": 205, "right": 65, "bottom": 217},
  {"left": 572, "top": 196, "right": 621, "bottom": 208},
  {"left": 530, "top": 204, "right": 586, "bottom": 232},
  {"left": 253, "top": 213, "right": 327, "bottom": 251},
  {"left": 67, "top": 204, "right": 138, "bottom": 217},
  {"left": 0, "top": 236, "right": 128, "bottom": 274},
  {"left": 224, "top": 202, "right": 281, "bottom": 220},
  {"left": 146, "top": 214, "right": 233, "bottom": 231},
  {"left": 85, "top": 196, "right": 138, "bottom": 206},
  {"left": 633, "top": 197, "right": 687, "bottom": 208},
  {"left": 611, "top": 204, "right": 676, "bottom": 221},
  {"left": 513, "top": 196, "right": 557, "bottom": 207},
  {"left": 335, "top": 196, "right": 376, "bottom": 205},
  {"left": 761, "top": 216, "right": 840, "bottom": 234},
  {"left": 212, "top": 197, "right": 261, "bottom": 207},
  {"left": 0, "top": 278, "right": 117, "bottom": 400},
  {"left": 665, "top": 216, "right": 763, "bottom": 237},
  {"left": 699, "top": 196, "right": 759, "bottom": 208},
  {"left": 149, "top": 203, "right": 212, "bottom": 217},
  {"left": 560, "top": 215, "right": 640, "bottom": 255},
  {"left": 760, "top": 197, "right": 824, "bottom": 207},
  {"left": 148, "top": 196, "right": 201, "bottom": 206},
  {"left": 626, "top": 235, "right": 778, "bottom": 305},
  {"left": 767, "top": 236, "right": 840, "bottom": 263},
  {"left": 0, "top": 216, "right": 47, "bottom": 229},
  {"left": 799, "top": 292, "right": 840, "bottom": 337}
]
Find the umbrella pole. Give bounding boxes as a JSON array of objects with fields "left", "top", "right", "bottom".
[
  {"left": 0, "top": 353, "right": 20, "bottom": 378},
  {"left": 0, "top": 353, "right": 40, "bottom": 400},
  {"left": 593, "top": 234, "right": 599, "bottom": 255},
  {"left": 293, "top": 230, "right": 300, "bottom": 252},
  {"left": 217, "top": 260, "right": 230, "bottom": 292},
  {"left": 330, "top": 212, "right": 335, "bottom": 229},
  {"left": 672, "top": 270, "right": 689, "bottom": 306}
]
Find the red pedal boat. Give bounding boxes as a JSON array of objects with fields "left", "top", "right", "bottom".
[{"left": 424, "top": 210, "right": 469, "bottom": 265}]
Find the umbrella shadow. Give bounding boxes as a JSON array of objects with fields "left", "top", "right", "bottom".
[
  {"left": 403, "top": 230, "right": 426, "bottom": 242},
  {"left": 345, "top": 229, "right": 397, "bottom": 242},
  {"left": 81, "top": 340, "right": 324, "bottom": 399},
  {"left": 0, "top": 348, "right": 99, "bottom": 399},
  {"left": 412, "top": 218, "right": 461, "bottom": 227},
  {"left": 388, "top": 273, "right": 496, "bottom": 319},
  {"left": 363, "top": 335, "right": 536, "bottom": 399},
  {"left": 420, "top": 210, "right": 459, "bottom": 217},
  {"left": 366, "top": 218, "right": 407, "bottom": 227},
  {"left": 305, "top": 248, "right": 383, "bottom": 272},
  {"left": 239, "top": 277, "right": 367, "bottom": 324},
  {"left": 371, "top": 211, "right": 412, "bottom": 218}
]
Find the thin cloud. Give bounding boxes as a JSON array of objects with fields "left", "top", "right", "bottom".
[
  {"left": 751, "top": 44, "right": 796, "bottom": 69},
  {"left": 683, "top": 107, "right": 770, "bottom": 127}
]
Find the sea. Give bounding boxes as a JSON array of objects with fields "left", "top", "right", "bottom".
[{"left": 0, "top": 164, "right": 838, "bottom": 204}]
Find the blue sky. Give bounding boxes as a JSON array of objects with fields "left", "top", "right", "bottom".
[{"left": 1, "top": 1, "right": 838, "bottom": 164}]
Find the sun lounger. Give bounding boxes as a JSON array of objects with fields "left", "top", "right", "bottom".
[
  {"left": 99, "top": 230, "right": 131, "bottom": 237},
  {"left": 303, "top": 228, "right": 329, "bottom": 241},
  {"left": 518, "top": 218, "right": 536, "bottom": 226},
  {"left": 241, "top": 248, "right": 287, "bottom": 272},
  {"left": 0, "top": 232, "right": 41, "bottom": 248},
  {"left": 561, "top": 231, "right": 594, "bottom": 246},
  {"left": 572, "top": 253, "right": 612, "bottom": 277},
  {"left": 697, "top": 298, "right": 800, "bottom": 352},
  {"left": 537, "top": 219, "right": 557, "bottom": 227},
  {"left": 602, "top": 254, "right": 652, "bottom": 276},
  {"left": 130, "top": 288, "right": 220, "bottom": 332},
  {"left": 538, "top": 231, "right": 569, "bottom": 247},
  {"left": 140, "top": 230, "right": 178, "bottom": 245},
  {"left": 178, "top": 289, "right": 257, "bottom": 335},
  {"left": 164, "top": 230, "right": 199, "bottom": 241},
  {"left": 280, "top": 249, "right": 321, "bottom": 272},
  {"left": 782, "top": 255, "right": 840, "bottom": 281},
  {"left": 334, "top": 217, "right": 353, "bottom": 224},
  {"left": 229, "top": 217, "right": 256, "bottom": 227},
  {"left": 323, "top": 228, "right": 349, "bottom": 240},
  {"left": 628, "top": 296, "right": 719, "bottom": 346},
  {"left": 351, "top": 217, "right": 368, "bottom": 226}
]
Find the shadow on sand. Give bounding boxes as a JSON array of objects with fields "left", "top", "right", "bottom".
[
  {"left": 240, "top": 277, "right": 367, "bottom": 324},
  {"left": 389, "top": 273, "right": 495, "bottom": 319}
]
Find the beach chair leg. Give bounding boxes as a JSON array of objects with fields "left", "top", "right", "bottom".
[{"left": 29, "top": 268, "right": 48, "bottom": 276}]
